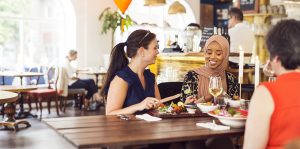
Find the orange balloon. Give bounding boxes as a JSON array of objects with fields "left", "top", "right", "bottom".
[{"left": 114, "top": 0, "right": 132, "bottom": 14}]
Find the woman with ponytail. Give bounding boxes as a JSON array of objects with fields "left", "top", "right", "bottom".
[{"left": 101, "top": 29, "right": 161, "bottom": 115}]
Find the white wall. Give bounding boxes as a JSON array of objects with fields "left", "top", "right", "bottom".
[
  {"left": 71, "top": 0, "right": 116, "bottom": 68},
  {"left": 71, "top": 0, "right": 199, "bottom": 68},
  {"left": 187, "top": 0, "right": 200, "bottom": 24}
]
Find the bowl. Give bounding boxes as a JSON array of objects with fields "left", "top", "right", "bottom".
[
  {"left": 186, "top": 108, "right": 197, "bottom": 114},
  {"left": 224, "top": 97, "right": 240, "bottom": 108},
  {"left": 185, "top": 105, "right": 197, "bottom": 114},
  {"left": 208, "top": 112, "right": 247, "bottom": 128},
  {"left": 196, "top": 103, "right": 218, "bottom": 113}
]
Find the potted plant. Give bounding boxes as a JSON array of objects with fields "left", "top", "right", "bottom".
[{"left": 99, "top": 7, "right": 133, "bottom": 48}]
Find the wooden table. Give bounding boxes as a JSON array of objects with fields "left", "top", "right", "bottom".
[
  {"left": 0, "top": 85, "right": 38, "bottom": 119},
  {"left": 0, "top": 71, "right": 44, "bottom": 85},
  {"left": 0, "top": 91, "right": 31, "bottom": 130},
  {"left": 77, "top": 71, "right": 106, "bottom": 85},
  {"left": 43, "top": 115, "right": 244, "bottom": 149}
]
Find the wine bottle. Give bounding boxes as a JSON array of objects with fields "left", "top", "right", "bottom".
[{"left": 223, "top": 27, "right": 230, "bottom": 45}]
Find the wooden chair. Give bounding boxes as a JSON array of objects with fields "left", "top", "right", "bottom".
[
  {"left": 59, "top": 67, "right": 86, "bottom": 111},
  {"left": 59, "top": 88, "right": 85, "bottom": 112},
  {"left": 227, "top": 67, "right": 255, "bottom": 100},
  {"left": 158, "top": 82, "right": 183, "bottom": 104},
  {"left": 27, "top": 66, "right": 60, "bottom": 118}
]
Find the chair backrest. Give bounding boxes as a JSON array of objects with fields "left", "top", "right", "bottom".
[
  {"left": 0, "top": 68, "right": 13, "bottom": 85},
  {"left": 158, "top": 82, "right": 183, "bottom": 104},
  {"left": 25, "top": 67, "right": 39, "bottom": 85},
  {"left": 47, "top": 66, "right": 58, "bottom": 89}
]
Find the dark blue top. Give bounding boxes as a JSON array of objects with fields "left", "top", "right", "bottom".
[{"left": 115, "top": 66, "right": 155, "bottom": 114}]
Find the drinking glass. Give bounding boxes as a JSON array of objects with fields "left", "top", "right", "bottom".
[
  {"left": 209, "top": 76, "right": 223, "bottom": 105},
  {"left": 268, "top": 77, "right": 277, "bottom": 82},
  {"left": 263, "top": 60, "right": 275, "bottom": 77}
]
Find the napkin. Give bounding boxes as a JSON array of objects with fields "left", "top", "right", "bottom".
[
  {"left": 136, "top": 114, "right": 162, "bottom": 122},
  {"left": 196, "top": 121, "right": 230, "bottom": 131}
]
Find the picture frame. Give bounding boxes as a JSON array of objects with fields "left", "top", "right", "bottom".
[{"left": 237, "top": 0, "right": 259, "bottom": 14}]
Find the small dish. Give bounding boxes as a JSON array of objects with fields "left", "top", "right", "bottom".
[
  {"left": 185, "top": 104, "right": 198, "bottom": 114},
  {"left": 224, "top": 97, "right": 240, "bottom": 108},
  {"left": 196, "top": 103, "right": 218, "bottom": 113}
]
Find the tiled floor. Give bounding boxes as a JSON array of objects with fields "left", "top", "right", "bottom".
[{"left": 0, "top": 103, "right": 105, "bottom": 149}]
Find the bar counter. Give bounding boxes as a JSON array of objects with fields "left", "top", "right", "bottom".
[{"left": 150, "top": 52, "right": 252, "bottom": 83}]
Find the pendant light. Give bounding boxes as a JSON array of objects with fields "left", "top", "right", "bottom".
[
  {"left": 168, "top": 1, "right": 186, "bottom": 14},
  {"left": 144, "top": 0, "right": 166, "bottom": 6}
]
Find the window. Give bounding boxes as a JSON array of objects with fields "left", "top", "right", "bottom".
[{"left": 0, "top": 0, "right": 75, "bottom": 69}]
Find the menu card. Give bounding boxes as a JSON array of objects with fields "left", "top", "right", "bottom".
[{"left": 200, "top": 27, "right": 214, "bottom": 49}]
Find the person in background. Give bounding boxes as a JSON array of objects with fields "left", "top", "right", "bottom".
[
  {"left": 181, "top": 35, "right": 239, "bottom": 104},
  {"left": 63, "top": 50, "right": 102, "bottom": 109},
  {"left": 228, "top": 7, "right": 255, "bottom": 64},
  {"left": 101, "top": 29, "right": 161, "bottom": 115},
  {"left": 244, "top": 19, "right": 300, "bottom": 149}
]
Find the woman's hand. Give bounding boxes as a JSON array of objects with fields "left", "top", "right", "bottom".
[
  {"left": 184, "top": 95, "right": 197, "bottom": 104},
  {"left": 138, "top": 97, "right": 160, "bottom": 111}
]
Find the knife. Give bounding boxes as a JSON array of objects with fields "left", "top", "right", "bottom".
[{"left": 159, "top": 93, "right": 181, "bottom": 104}]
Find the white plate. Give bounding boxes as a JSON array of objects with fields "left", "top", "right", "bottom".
[{"left": 207, "top": 112, "right": 247, "bottom": 128}]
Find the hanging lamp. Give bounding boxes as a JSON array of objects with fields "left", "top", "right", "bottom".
[
  {"left": 168, "top": 1, "right": 186, "bottom": 14},
  {"left": 144, "top": 0, "right": 166, "bottom": 6}
]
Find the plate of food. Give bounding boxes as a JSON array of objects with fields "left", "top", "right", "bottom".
[
  {"left": 149, "top": 102, "right": 208, "bottom": 118},
  {"left": 208, "top": 107, "right": 247, "bottom": 128}
]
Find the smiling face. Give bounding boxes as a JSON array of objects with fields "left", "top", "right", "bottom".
[
  {"left": 205, "top": 41, "right": 225, "bottom": 69},
  {"left": 142, "top": 38, "right": 159, "bottom": 64}
]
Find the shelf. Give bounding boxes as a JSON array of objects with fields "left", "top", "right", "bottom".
[
  {"left": 244, "top": 13, "right": 287, "bottom": 18},
  {"left": 255, "top": 34, "right": 265, "bottom": 37}
]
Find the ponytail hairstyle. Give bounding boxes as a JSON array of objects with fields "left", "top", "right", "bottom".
[
  {"left": 101, "top": 29, "right": 156, "bottom": 96},
  {"left": 266, "top": 19, "right": 300, "bottom": 70}
]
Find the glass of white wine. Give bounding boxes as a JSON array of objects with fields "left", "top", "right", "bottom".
[{"left": 209, "top": 76, "right": 223, "bottom": 105}]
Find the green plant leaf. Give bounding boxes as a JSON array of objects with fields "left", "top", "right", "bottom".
[{"left": 99, "top": 7, "right": 133, "bottom": 34}]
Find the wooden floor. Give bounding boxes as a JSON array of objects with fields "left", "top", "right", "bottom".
[{"left": 0, "top": 102, "right": 105, "bottom": 149}]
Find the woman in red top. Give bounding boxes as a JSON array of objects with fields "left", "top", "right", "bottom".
[{"left": 244, "top": 19, "right": 300, "bottom": 149}]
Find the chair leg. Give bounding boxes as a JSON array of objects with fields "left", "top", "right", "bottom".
[
  {"left": 34, "top": 96, "right": 39, "bottom": 112},
  {"left": 63, "top": 96, "right": 67, "bottom": 112},
  {"left": 59, "top": 96, "right": 63, "bottom": 112},
  {"left": 79, "top": 94, "right": 84, "bottom": 109},
  {"left": 47, "top": 98, "right": 51, "bottom": 114},
  {"left": 38, "top": 97, "right": 43, "bottom": 118},
  {"left": 27, "top": 95, "right": 32, "bottom": 112},
  {"left": 54, "top": 96, "right": 60, "bottom": 116}
]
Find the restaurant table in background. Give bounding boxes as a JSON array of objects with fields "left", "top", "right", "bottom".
[
  {"left": 77, "top": 70, "right": 106, "bottom": 86},
  {"left": 43, "top": 115, "right": 244, "bottom": 149},
  {"left": 0, "top": 90, "right": 31, "bottom": 130},
  {"left": 0, "top": 71, "right": 44, "bottom": 85},
  {"left": 0, "top": 85, "right": 38, "bottom": 119}
]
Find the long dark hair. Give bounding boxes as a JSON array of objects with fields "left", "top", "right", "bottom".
[
  {"left": 266, "top": 19, "right": 300, "bottom": 70},
  {"left": 101, "top": 29, "right": 156, "bottom": 96}
]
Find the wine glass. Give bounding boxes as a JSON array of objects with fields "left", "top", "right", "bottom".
[
  {"left": 263, "top": 60, "right": 275, "bottom": 77},
  {"left": 209, "top": 76, "right": 223, "bottom": 105},
  {"left": 268, "top": 77, "right": 277, "bottom": 82}
]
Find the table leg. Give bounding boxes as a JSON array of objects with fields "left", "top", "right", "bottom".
[
  {"left": 20, "top": 76, "right": 23, "bottom": 86},
  {"left": 16, "top": 93, "right": 37, "bottom": 119},
  {"left": 95, "top": 74, "right": 99, "bottom": 85},
  {"left": 0, "top": 102, "right": 31, "bottom": 131}
]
